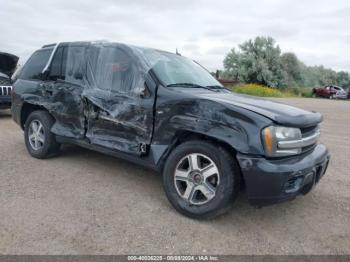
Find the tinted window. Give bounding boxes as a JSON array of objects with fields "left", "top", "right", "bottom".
[
  {"left": 20, "top": 49, "right": 52, "bottom": 80},
  {"left": 49, "top": 47, "right": 63, "bottom": 80},
  {"left": 48, "top": 46, "right": 68, "bottom": 81},
  {"left": 62, "top": 47, "right": 68, "bottom": 79},
  {"left": 65, "top": 46, "right": 86, "bottom": 85}
]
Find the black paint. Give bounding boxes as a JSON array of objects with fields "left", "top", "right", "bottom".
[{"left": 11, "top": 41, "right": 330, "bottom": 206}]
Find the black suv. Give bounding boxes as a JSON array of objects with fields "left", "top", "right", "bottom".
[
  {"left": 0, "top": 52, "right": 18, "bottom": 109},
  {"left": 12, "top": 42, "right": 330, "bottom": 218}
]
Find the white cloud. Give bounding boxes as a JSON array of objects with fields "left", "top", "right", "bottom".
[{"left": 0, "top": 0, "right": 349, "bottom": 71}]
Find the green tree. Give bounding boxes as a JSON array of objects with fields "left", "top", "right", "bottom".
[
  {"left": 223, "top": 36, "right": 350, "bottom": 89},
  {"left": 280, "top": 52, "right": 303, "bottom": 87},
  {"left": 223, "top": 36, "right": 285, "bottom": 88},
  {"left": 336, "top": 71, "right": 350, "bottom": 88}
]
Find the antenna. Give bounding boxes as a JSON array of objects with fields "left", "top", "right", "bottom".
[{"left": 176, "top": 48, "right": 181, "bottom": 56}]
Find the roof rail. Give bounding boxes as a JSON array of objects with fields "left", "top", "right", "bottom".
[{"left": 42, "top": 43, "right": 57, "bottom": 48}]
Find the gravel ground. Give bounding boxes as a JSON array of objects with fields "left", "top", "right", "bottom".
[{"left": 0, "top": 98, "right": 349, "bottom": 255}]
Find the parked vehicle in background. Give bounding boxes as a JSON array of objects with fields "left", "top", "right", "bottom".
[
  {"left": 312, "top": 85, "right": 348, "bottom": 99},
  {"left": 0, "top": 52, "right": 19, "bottom": 109},
  {"left": 12, "top": 41, "right": 330, "bottom": 218}
]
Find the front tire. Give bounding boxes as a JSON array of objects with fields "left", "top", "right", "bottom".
[
  {"left": 162, "top": 141, "right": 241, "bottom": 219},
  {"left": 24, "top": 110, "right": 60, "bottom": 159}
]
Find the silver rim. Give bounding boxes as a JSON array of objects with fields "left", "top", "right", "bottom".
[
  {"left": 174, "top": 153, "right": 220, "bottom": 205},
  {"left": 28, "top": 120, "right": 45, "bottom": 150}
]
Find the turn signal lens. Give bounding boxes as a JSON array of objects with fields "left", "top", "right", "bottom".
[{"left": 263, "top": 127, "right": 274, "bottom": 155}]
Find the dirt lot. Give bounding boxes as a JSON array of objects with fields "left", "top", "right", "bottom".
[{"left": 0, "top": 98, "right": 349, "bottom": 255}]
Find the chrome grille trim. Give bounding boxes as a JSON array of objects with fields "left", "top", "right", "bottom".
[{"left": 0, "top": 86, "right": 12, "bottom": 96}]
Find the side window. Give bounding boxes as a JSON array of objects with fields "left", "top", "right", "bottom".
[
  {"left": 90, "top": 47, "right": 140, "bottom": 95},
  {"left": 65, "top": 46, "right": 86, "bottom": 85},
  {"left": 49, "top": 47, "right": 64, "bottom": 81},
  {"left": 86, "top": 45, "right": 100, "bottom": 86},
  {"left": 112, "top": 49, "right": 138, "bottom": 94},
  {"left": 61, "top": 47, "right": 68, "bottom": 79},
  {"left": 20, "top": 49, "right": 52, "bottom": 80}
]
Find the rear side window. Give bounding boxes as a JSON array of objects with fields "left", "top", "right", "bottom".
[
  {"left": 49, "top": 47, "right": 68, "bottom": 81},
  {"left": 20, "top": 49, "right": 52, "bottom": 80},
  {"left": 65, "top": 46, "right": 86, "bottom": 85},
  {"left": 49, "top": 47, "right": 63, "bottom": 80}
]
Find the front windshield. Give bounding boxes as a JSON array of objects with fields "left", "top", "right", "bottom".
[{"left": 141, "top": 50, "right": 222, "bottom": 88}]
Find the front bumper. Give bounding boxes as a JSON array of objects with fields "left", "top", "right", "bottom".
[
  {"left": 237, "top": 144, "right": 330, "bottom": 206},
  {"left": 335, "top": 93, "right": 348, "bottom": 99},
  {"left": 0, "top": 95, "right": 11, "bottom": 109}
]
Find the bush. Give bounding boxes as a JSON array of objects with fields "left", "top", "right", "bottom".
[
  {"left": 231, "top": 84, "right": 295, "bottom": 97},
  {"left": 286, "top": 87, "right": 314, "bottom": 97},
  {"left": 300, "top": 88, "right": 314, "bottom": 98}
]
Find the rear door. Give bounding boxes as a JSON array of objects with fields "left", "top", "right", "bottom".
[
  {"left": 84, "top": 45, "right": 156, "bottom": 155},
  {"left": 42, "top": 44, "right": 87, "bottom": 138}
]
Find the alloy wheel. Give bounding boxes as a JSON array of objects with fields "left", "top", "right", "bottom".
[
  {"left": 174, "top": 153, "right": 220, "bottom": 205},
  {"left": 28, "top": 120, "right": 45, "bottom": 150}
]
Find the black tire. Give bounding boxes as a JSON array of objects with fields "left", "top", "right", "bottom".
[
  {"left": 162, "top": 140, "right": 241, "bottom": 219},
  {"left": 24, "top": 110, "right": 60, "bottom": 159}
]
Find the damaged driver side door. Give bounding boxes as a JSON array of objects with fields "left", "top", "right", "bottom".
[
  {"left": 42, "top": 44, "right": 87, "bottom": 139},
  {"left": 84, "top": 45, "right": 155, "bottom": 156}
]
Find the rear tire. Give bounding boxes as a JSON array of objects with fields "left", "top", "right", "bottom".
[
  {"left": 162, "top": 140, "right": 241, "bottom": 219},
  {"left": 24, "top": 110, "right": 60, "bottom": 159}
]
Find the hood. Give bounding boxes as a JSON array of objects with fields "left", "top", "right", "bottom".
[
  {"left": 180, "top": 88, "right": 322, "bottom": 128},
  {"left": 0, "top": 52, "right": 19, "bottom": 77}
]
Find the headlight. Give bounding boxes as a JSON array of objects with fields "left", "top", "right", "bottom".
[{"left": 262, "top": 126, "right": 302, "bottom": 157}]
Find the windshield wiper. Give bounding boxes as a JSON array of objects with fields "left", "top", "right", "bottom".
[
  {"left": 205, "top": 85, "right": 226, "bottom": 90},
  {"left": 166, "top": 83, "right": 222, "bottom": 91}
]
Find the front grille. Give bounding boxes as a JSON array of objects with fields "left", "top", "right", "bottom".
[
  {"left": 301, "top": 125, "right": 318, "bottom": 138},
  {"left": 0, "top": 86, "right": 12, "bottom": 96},
  {"left": 301, "top": 125, "right": 319, "bottom": 153},
  {"left": 301, "top": 144, "right": 316, "bottom": 153}
]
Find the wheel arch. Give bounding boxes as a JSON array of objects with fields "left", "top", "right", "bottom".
[
  {"left": 20, "top": 102, "right": 51, "bottom": 129},
  {"left": 175, "top": 129, "right": 238, "bottom": 155},
  {"left": 157, "top": 129, "right": 240, "bottom": 174}
]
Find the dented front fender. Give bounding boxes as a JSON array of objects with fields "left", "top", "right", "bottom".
[{"left": 152, "top": 86, "right": 273, "bottom": 159}]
